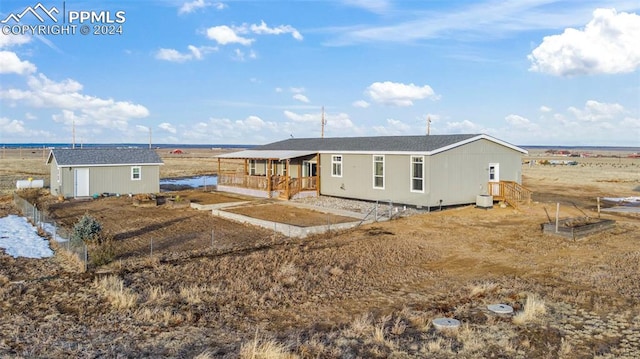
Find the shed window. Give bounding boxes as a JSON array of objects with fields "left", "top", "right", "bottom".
[
  {"left": 411, "top": 156, "right": 424, "bottom": 192},
  {"left": 332, "top": 155, "right": 342, "bottom": 177},
  {"left": 373, "top": 155, "right": 384, "bottom": 189},
  {"left": 131, "top": 166, "right": 141, "bottom": 180},
  {"left": 249, "top": 160, "right": 257, "bottom": 175}
]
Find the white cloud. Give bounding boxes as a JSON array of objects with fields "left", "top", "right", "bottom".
[
  {"left": 283, "top": 110, "right": 315, "bottom": 123},
  {"left": 0, "top": 34, "right": 31, "bottom": 49},
  {"left": 155, "top": 45, "right": 216, "bottom": 62},
  {"left": 539, "top": 105, "right": 552, "bottom": 112},
  {"left": 0, "top": 51, "right": 37, "bottom": 75},
  {"left": 504, "top": 114, "right": 540, "bottom": 133},
  {"left": 365, "top": 81, "right": 439, "bottom": 106},
  {"left": 275, "top": 87, "right": 283, "bottom": 93},
  {"left": 178, "top": 0, "right": 225, "bottom": 14},
  {"left": 620, "top": 116, "right": 640, "bottom": 128},
  {"left": 528, "top": 8, "right": 640, "bottom": 76},
  {"left": 1, "top": 73, "right": 149, "bottom": 131},
  {"left": 330, "top": 1, "right": 606, "bottom": 46},
  {"left": 206, "top": 25, "right": 254, "bottom": 46},
  {"left": 0, "top": 116, "right": 51, "bottom": 138},
  {"left": 293, "top": 94, "right": 310, "bottom": 103},
  {"left": 159, "top": 122, "right": 177, "bottom": 134},
  {"left": 568, "top": 100, "right": 625, "bottom": 122},
  {"left": 444, "top": 119, "right": 483, "bottom": 133},
  {"left": 290, "top": 87, "right": 305, "bottom": 93},
  {"left": 352, "top": 100, "right": 370, "bottom": 108},
  {"left": 249, "top": 20, "right": 303, "bottom": 41},
  {"left": 505, "top": 114, "right": 531, "bottom": 127},
  {"left": 373, "top": 118, "right": 412, "bottom": 135},
  {"left": 342, "top": 0, "right": 390, "bottom": 14},
  {"left": 283, "top": 109, "right": 361, "bottom": 136}
]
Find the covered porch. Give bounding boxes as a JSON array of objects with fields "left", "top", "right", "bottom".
[{"left": 216, "top": 150, "right": 320, "bottom": 200}]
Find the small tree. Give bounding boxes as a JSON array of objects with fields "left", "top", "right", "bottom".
[
  {"left": 71, "top": 213, "right": 103, "bottom": 245},
  {"left": 71, "top": 214, "right": 114, "bottom": 266}
]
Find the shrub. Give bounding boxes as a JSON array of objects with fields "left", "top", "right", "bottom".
[
  {"left": 71, "top": 213, "right": 103, "bottom": 245},
  {"left": 89, "top": 235, "right": 115, "bottom": 266}
]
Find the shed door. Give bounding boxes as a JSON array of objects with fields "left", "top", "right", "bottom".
[{"left": 74, "top": 168, "right": 90, "bottom": 197}]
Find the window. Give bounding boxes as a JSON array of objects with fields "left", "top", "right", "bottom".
[
  {"left": 279, "top": 160, "right": 287, "bottom": 176},
  {"left": 373, "top": 155, "right": 384, "bottom": 189},
  {"left": 489, "top": 163, "right": 499, "bottom": 182},
  {"left": 131, "top": 166, "right": 141, "bottom": 180},
  {"left": 411, "top": 156, "right": 424, "bottom": 192},
  {"left": 56, "top": 167, "right": 61, "bottom": 183},
  {"left": 249, "top": 160, "right": 257, "bottom": 175},
  {"left": 331, "top": 155, "right": 342, "bottom": 177}
]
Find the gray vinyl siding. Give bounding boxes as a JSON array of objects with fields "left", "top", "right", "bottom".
[
  {"left": 88, "top": 166, "right": 159, "bottom": 195},
  {"left": 426, "top": 139, "right": 521, "bottom": 206},
  {"left": 54, "top": 165, "right": 159, "bottom": 197},
  {"left": 320, "top": 138, "right": 522, "bottom": 207}
]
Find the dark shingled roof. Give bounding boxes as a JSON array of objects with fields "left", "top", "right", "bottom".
[
  {"left": 255, "top": 134, "right": 479, "bottom": 152},
  {"left": 48, "top": 148, "right": 163, "bottom": 166}
]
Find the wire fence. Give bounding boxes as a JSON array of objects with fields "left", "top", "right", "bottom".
[{"left": 12, "top": 193, "right": 87, "bottom": 270}]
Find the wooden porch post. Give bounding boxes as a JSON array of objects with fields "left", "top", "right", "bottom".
[
  {"left": 217, "top": 158, "right": 221, "bottom": 185},
  {"left": 285, "top": 159, "right": 290, "bottom": 199},
  {"left": 244, "top": 159, "right": 248, "bottom": 187},
  {"left": 297, "top": 161, "right": 302, "bottom": 189},
  {"left": 316, "top": 153, "right": 321, "bottom": 196},
  {"left": 267, "top": 159, "right": 272, "bottom": 198}
]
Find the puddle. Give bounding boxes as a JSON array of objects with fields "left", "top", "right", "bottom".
[{"left": 160, "top": 175, "right": 217, "bottom": 191}]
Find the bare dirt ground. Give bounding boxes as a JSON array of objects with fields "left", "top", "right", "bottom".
[
  {"left": 1, "top": 148, "right": 639, "bottom": 358},
  {"left": 226, "top": 203, "right": 360, "bottom": 227}
]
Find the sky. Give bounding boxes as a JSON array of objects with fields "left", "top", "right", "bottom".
[{"left": 0, "top": 0, "right": 639, "bottom": 147}]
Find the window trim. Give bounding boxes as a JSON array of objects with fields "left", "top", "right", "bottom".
[
  {"left": 331, "top": 155, "right": 343, "bottom": 177},
  {"left": 373, "top": 155, "right": 385, "bottom": 189},
  {"left": 131, "top": 166, "right": 141, "bottom": 181},
  {"left": 249, "top": 160, "right": 257, "bottom": 175},
  {"left": 410, "top": 155, "right": 424, "bottom": 193}
]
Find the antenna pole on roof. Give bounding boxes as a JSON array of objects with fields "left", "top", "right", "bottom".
[
  {"left": 426, "top": 115, "right": 431, "bottom": 136},
  {"left": 321, "top": 106, "right": 327, "bottom": 138}
]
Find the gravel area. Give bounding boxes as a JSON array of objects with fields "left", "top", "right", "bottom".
[{"left": 293, "top": 195, "right": 427, "bottom": 218}]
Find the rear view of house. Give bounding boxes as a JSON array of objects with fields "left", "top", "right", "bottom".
[
  {"left": 216, "top": 134, "right": 531, "bottom": 208},
  {"left": 46, "top": 148, "right": 163, "bottom": 198}
]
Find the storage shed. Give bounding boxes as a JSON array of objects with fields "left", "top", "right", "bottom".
[{"left": 46, "top": 148, "right": 163, "bottom": 198}]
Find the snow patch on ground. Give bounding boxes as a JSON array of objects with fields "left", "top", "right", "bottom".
[{"left": 0, "top": 215, "right": 54, "bottom": 259}]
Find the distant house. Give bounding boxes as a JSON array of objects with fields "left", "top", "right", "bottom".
[
  {"left": 216, "top": 134, "right": 531, "bottom": 208},
  {"left": 46, "top": 148, "right": 163, "bottom": 198}
]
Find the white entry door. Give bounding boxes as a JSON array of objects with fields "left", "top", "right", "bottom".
[
  {"left": 74, "top": 168, "right": 90, "bottom": 197},
  {"left": 488, "top": 163, "right": 500, "bottom": 195}
]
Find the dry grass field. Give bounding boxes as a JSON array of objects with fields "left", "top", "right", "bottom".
[{"left": 0, "top": 147, "right": 639, "bottom": 358}]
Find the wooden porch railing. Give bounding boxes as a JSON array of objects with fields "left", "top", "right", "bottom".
[
  {"left": 218, "top": 173, "right": 317, "bottom": 199},
  {"left": 488, "top": 181, "right": 532, "bottom": 209},
  {"left": 218, "top": 172, "right": 269, "bottom": 190},
  {"left": 278, "top": 176, "right": 318, "bottom": 199}
]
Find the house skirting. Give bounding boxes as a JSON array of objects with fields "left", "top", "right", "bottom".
[{"left": 216, "top": 185, "right": 318, "bottom": 200}]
